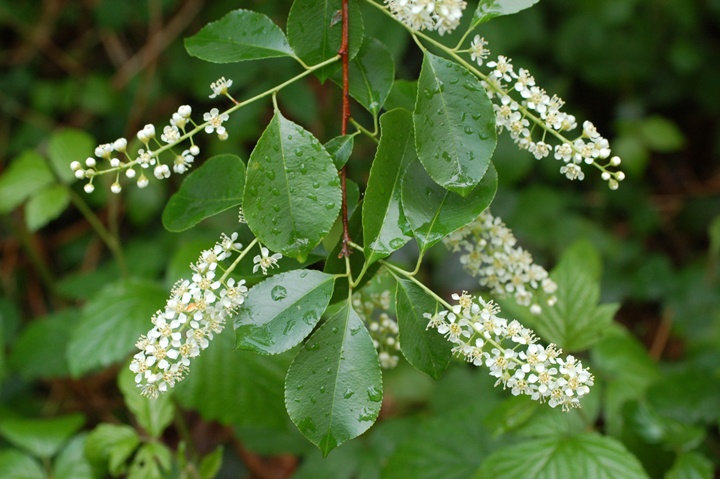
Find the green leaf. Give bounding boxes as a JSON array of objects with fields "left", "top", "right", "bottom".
[
  {"left": 0, "top": 450, "right": 45, "bottom": 479},
  {"left": 285, "top": 303, "right": 382, "bottom": 456},
  {"left": 363, "top": 109, "right": 416, "bottom": 266},
  {"left": 162, "top": 154, "right": 245, "bottom": 232},
  {"left": 666, "top": 451, "right": 714, "bottom": 479},
  {"left": 0, "top": 414, "right": 85, "bottom": 459},
  {"left": 127, "top": 443, "right": 171, "bottom": 479},
  {"left": 709, "top": 215, "right": 720, "bottom": 260},
  {"left": 414, "top": 52, "right": 496, "bottom": 195},
  {"left": 175, "top": 327, "right": 291, "bottom": 429},
  {"left": 118, "top": 367, "right": 174, "bottom": 439},
  {"left": 47, "top": 128, "right": 95, "bottom": 183},
  {"left": 286, "top": 0, "right": 364, "bottom": 81},
  {"left": 471, "top": 0, "right": 541, "bottom": 29},
  {"left": 395, "top": 279, "right": 452, "bottom": 379},
  {"left": 198, "top": 447, "right": 223, "bottom": 479},
  {"left": 53, "top": 434, "right": 95, "bottom": 479},
  {"left": 385, "top": 80, "right": 417, "bottom": 112},
  {"left": 625, "top": 401, "right": 705, "bottom": 452},
  {"left": 475, "top": 433, "right": 650, "bottom": 479},
  {"left": 184, "top": 9, "right": 294, "bottom": 63},
  {"left": 638, "top": 115, "right": 685, "bottom": 153},
  {"left": 402, "top": 159, "right": 497, "bottom": 254},
  {"left": 25, "top": 183, "right": 70, "bottom": 231},
  {"left": 85, "top": 424, "right": 140, "bottom": 477},
  {"left": 0, "top": 150, "right": 55, "bottom": 213},
  {"left": 532, "top": 243, "right": 618, "bottom": 351},
  {"left": 235, "top": 270, "right": 335, "bottom": 354},
  {"left": 243, "top": 110, "right": 341, "bottom": 262},
  {"left": 324, "top": 135, "right": 354, "bottom": 170},
  {"left": 332, "top": 37, "right": 394, "bottom": 116},
  {"left": 67, "top": 279, "right": 166, "bottom": 377},
  {"left": 8, "top": 310, "right": 79, "bottom": 379}
]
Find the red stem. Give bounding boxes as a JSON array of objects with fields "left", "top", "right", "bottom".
[{"left": 338, "top": 0, "right": 352, "bottom": 258}]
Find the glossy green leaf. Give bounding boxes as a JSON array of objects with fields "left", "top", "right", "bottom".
[
  {"left": 118, "top": 367, "right": 174, "bottom": 439},
  {"left": 471, "top": 0, "right": 541, "bottom": 29},
  {"left": 53, "top": 434, "right": 95, "bottom": 479},
  {"left": 9, "top": 310, "right": 79, "bottom": 379},
  {"left": 0, "top": 450, "right": 44, "bottom": 479},
  {"left": 414, "top": 52, "right": 496, "bottom": 195},
  {"left": 666, "top": 451, "right": 714, "bottom": 479},
  {"left": 285, "top": 304, "right": 382, "bottom": 456},
  {"left": 184, "top": 9, "right": 294, "bottom": 63},
  {"left": 175, "top": 326, "right": 290, "bottom": 429},
  {"left": 287, "top": 0, "right": 364, "bottom": 81},
  {"left": 475, "top": 433, "right": 649, "bottom": 479},
  {"left": 67, "top": 279, "right": 166, "bottom": 377},
  {"left": 332, "top": 37, "right": 394, "bottom": 115},
  {"left": 235, "top": 269, "right": 335, "bottom": 354},
  {"left": 324, "top": 135, "right": 354, "bottom": 170},
  {"left": 533, "top": 244, "right": 618, "bottom": 351},
  {"left": 85, "top": 424, "right": 140, "bottom": 477},
  {"left": 47, "top": 128, "right": 95, "bottom": 183},
  {"left": 363, "top": 109, "right": 415, "bottom": 266},
  {"left": 25, "top": 184, "right": 70, "bottom": 231},
  {"left": 395, "top": 279, "right": 452, "bottom": 379},
  {"left": 0, "top": 150, "right": 55, "bottom": 213},
  {"left": 385, "top": 80, "right": 417, "bottom": 111},
  {"left": 162, "top": 154, "right": 245, "bottom": 232},
  {"left": 244, "top": 110, "right": 341, "bottom": 262},
  {"left": 402, "top": 159, "right": 497, "bottom": 253},
  {"left": 0, "top": 414, "right": 84, "bottom": 459}
]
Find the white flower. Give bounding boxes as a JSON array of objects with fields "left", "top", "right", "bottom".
[
  {"left": 470, "top": 35, "right": 490, "bottom": 66},
  {"left": 153, "top": 164, "right": 171, "bottom": 180},
  {"left": 384, "top": 0, "right": 467, "bottom": 34},
  {"left": 253, "top": 246, "right": 282, "bottom": 274},
  {"left": 161, "top": 125, "right": 181, "bottom": 144},
  {"left": 209, "top": 77, "right": 233, "bottom": 98},
  {"left": 94, "top": 143, "right": 113, "bottom": 159},
  {"left": 173, "top": 150, "right": 194, "bottom": 174},
  {"left": 203, "top": 108, "right": 229, "bottom": 135},
  {"left": 113, "top": 138, "right": 128, "bottom": 152},
  {"left": 560, "top": 163, "right": 584, "bottom": 181}
]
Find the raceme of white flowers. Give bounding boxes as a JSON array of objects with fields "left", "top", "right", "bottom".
[
  {"left": 426, "top": 292, "right": 594, "bottom": 411},
  {"left": 70, "top": 78, "right": 235, "bottom": 194},
  {"left": 464, "top": 36, "right": 625, "bottom": 188},
  {"left": 384, "top": 0, "right": 467, "bottom": 35},
  {"left": 353, "top": 289, "right": 401, "bottom": 369},
  {"left": 130, "top": 232, "right": 283, "bottom": 398},
  {"left": 443, "top": 209, "right": 557, "bottom": 315}
]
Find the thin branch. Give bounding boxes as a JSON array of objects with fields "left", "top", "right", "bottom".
[{"left": 338, "top": 0, "right": 353, "bottom": 259}]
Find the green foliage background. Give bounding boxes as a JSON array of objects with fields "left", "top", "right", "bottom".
[{"left": 0, "top": 0, "right": 719, "bottom": 477}]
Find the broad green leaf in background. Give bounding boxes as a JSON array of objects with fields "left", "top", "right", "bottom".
[
  {"left": 402, "top": 159, "right": 497, "bottom": 254},
  {"left": 8, "top": 310, "right": 80, "bottom": 380},
  {"left": 0, "top": 414, "right": 85, "bottom": 459},
  {"left": 362, "top": 109, "right": 415, "bottom": 266},
  {"left": 324, "top": 135, "right": 354, "bottom": 170},
  {"left": 395, "top": 279, "right": 452, "bottom": 379},
  {"left": 414, "top": 52, "right": 496, "bottom": 195},
  {"left": 243, "top": 110, "right": 341, "bottom": 262},
  {"left": 637, "top": 115, "right": 685, "bottom": 153},
  {"left": 162, "top": 154, "right": 245, "bottom": 232},
  {"left": 176, "top": 326, "right": 291, "bottom": 429},
  {"left": 25, "top": 184, "right": 70, "bottom": 231},
  {"left": 625, "top": 401, "right": 706, "bottom": 452},
  {"left": 53, "top": 434, "right": 95, "bottom": 479},
  {"left": 198, "top": 447, "right": 224, "bottom": 479},
  {"left": 285, "top": 304, "right": 382, "bottom": 456},
  {"left": 47, "top": 128, "right": 95, "bottom": 183},
  {"left": 0, "top": 450, "right": 45, "bottom": 479},
  {"left": 118, "top": 367, "right": 174, "bottom": 439},
  {"left": 286, "top": 0, "right": 364, "bottom": 81},
  {"left": 385, "top": 80, "right": 417, "bottom": 111},
  {"left": 475, "top": 433, "right": 650, "bottom": 479},
  {"left": 235, "top": 270, "right": 335, "bottom": 354},
  {"left": 666, "top": 451, "right": 714, "bottom": 479},
  {"left": 471, "top": 0, "right": 541, "bottom": 29},
  {"left": 0, "top": 150, "right": 55, "bottom": 213},
  {"left": 709, "top": 215, "right": 720, "bottom": 261},
  {"left": 332, "top": 37, "right": 394, "bottom": 116},
  {"left": 184, "top": 9, "right": 294, "bottom": 63},
  {"left": 67, "top": 279, "right": 166, "bottom": 377},
  {"left": 127, "top": 443, "right": 171, "bottom": 479},
  {"left": 85, "top": 424, "right": 140, "bottom": 477}
]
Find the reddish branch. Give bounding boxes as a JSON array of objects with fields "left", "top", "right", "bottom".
[{"left": 338, "top": 0, "right": 353, "bottom": 258}]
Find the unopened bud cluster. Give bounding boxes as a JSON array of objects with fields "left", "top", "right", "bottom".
[
  {"left": 353, "top": 289, "right": 401, "bottom": 369},
  {"left": 385, "top": 0, "right": 467, "bottom": 35},
  {"left": 444, "top": 210, "right": 557, "bottom": 315},
  {"left": 70, "top": 78, "right": 236, "bottom": 194},
  {"left": 426, "top": 292, "right": 593, "bottom": 411}
]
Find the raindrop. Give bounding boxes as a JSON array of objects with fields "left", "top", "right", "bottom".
[
  {"left": 295, "top": 148, "right": 304, "bottom": 157},
  {"left": 270, "top": 285, "right": 287, "bottom": 301},
  {"left": 283, "top": 319, "right": 296, "bottom": 334},
  {"left": 320, "top": 386, "right": 326, "bottom": 393},
  {"left": 367, "top": 386, "right": 382, "bottom": 402},
  {"left": 300, "top": 164, "right": 307, "bottom": 175},
  {"left": 343, "top": 388, "right": 355, "bottom": 399},
  {"left": 331, "top": 327, "right": 338, "bottom": 334},
  {"left": 305, "top": 342, "right": 320, "bottom": 351},
  {"left": 303, "top": 311, "right": 317, "bottom": 325},
  {"left": 266, "top": 170, "right": 276, "bottom": 180},
  {"left": 358, "top": 407, "right": 375, "bottom": 422},
  {"left": 325, "top": 202, "right": 336, "bottom": 210},
  {"left": 389, "top": 238, "right": 406, "bottom": 249}
]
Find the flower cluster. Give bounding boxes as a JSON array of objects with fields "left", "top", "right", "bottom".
[
  {"left": 426, "top": 292, "right": 593, "bottom": 411},
  {"left": 71, "top": 77, "right": 235, "bottom": 194},
  {"left": 129, "top": 232, "right": 248, "bottom": 398},
  {"left": 444, "top": 209, "right": 557, "bottom": 315},
  {"left": 385, "top": 0, "right": 467, "bottom": 35},
  {"left": 353, "top": 289, "right": 401, "bottom": 369},
  {"left": 464, "top": 36, "right": 624, "bottom": 188}
]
